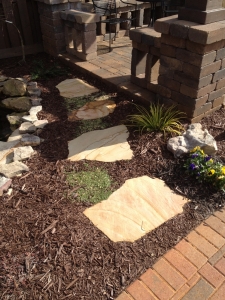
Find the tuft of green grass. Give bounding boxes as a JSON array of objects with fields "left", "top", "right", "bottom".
[
  {"left": 127, "top": 102, "right": 185, "bottom": 136},
  {"left": 66, "top": 166, "right": 114, "bottom": 204},
  {"left": 31, "top": 59, "right": 68, "bottom": 80}
]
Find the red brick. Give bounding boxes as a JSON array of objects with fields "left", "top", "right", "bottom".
[
  {"left": 181, "top": 278, "right": 214, "bottom": 300},
  {"left": 195, "top": 223, "right": 225, "bottom": 249},
  {"left": 209, "top": 244, "right": 225, "bottom": 266},
  {"left": 205, "top": 215, "right": 225, "bottom": 238},
  {"left": 186, "top": 231, "right": 217, "bottom": 258},
  {"left": 175, "top": 239, "right": 207, "bottom": 269},
  {"left": 116, "top": 291, "right": 134, "bottom": 300},
  {"left": 153, "top": 258, "right": 186, "bottom": 290},
  {"left": 126, "top": 280, "right": 157, "bottom": 300},
  {"left": 187, "top": 273, "right": 200, "bottom": 288},
  {"left": 210, "top": 282, "right": 225, "bottom": 300},
  {"left": 214, "top": 209, "right": 225, "bottom": 223},
  {"left": 171, "top": 284, "right": 190, "bottom": 300},
  {"left": 214, "top": 257, "right": 225, "bottom": 276},
  {"left": 164, "top": 249, "right": 197, "bottom": 280},
  {"left": 199, "top": 263, "right": 224, "bottom": 288},
  {"left": 140, "top": 269, "right": 174, "bottom": 300}
]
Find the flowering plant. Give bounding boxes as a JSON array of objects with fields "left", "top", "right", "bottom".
[{"left": 184, "top": 146, "right": 225, "bottom": 191}]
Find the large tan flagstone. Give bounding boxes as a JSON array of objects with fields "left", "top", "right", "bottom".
[
  {"left": 56, "top": 78, "right": 99, "bottom": 98},
  {"left": 84, "top": 176, "right": 188, "bottom": 242},
  {"left": 68, "top": 99, "right": 116, "bottom": 121},
  {"left": 68, "top": 125, "right": 133, "bottom": 162}
]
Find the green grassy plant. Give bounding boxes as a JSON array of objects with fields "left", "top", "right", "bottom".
[
  {"left": 66, "top": 166, "right": 114, "bottom": 204},
  {"left": 127, "top": 102, "right": 185, "bottom": 136},
  {"left": 31, "top": 59, "right": 68, "bottom": 80}
]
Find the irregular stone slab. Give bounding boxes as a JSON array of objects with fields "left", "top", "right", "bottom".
[
  {"left": 168, "top": 123, "right": 217, "bottom": 157},
  {"left": 21, "top": 134, "right": 40, "bottom": 146},
  {"left": 7, "top": 129, "right": 22, "bottom": 143},
  {"left": 3, "top": 78, "right": 27, "bottom": 96},
  {"left": 84, "top": 176, "right": 188, "bottom": 242},
  {"left": 2, "top": 96, "right": 31, "bottom": 112},
  {"left": 68, "top": 100, "right": 116, "bottom": 121},
  {"left": 0, "top": 176, "right": 12, "bottom": 196},
  {"left": 56, "top": 78, "right": 99, "bottom": 98},
  {"left": 7, "top": 112, "right": 28, "bottom": 126},
  {"left": 27, "top": 87, "right": 41, "bottom": 97},
  {"left": 14, "top": 146, "right": 34, "bottom": 161},
  {"left": 19, "top": 122, "right": 36, "bottom": 134},
  {"left": 33, "top": 119, "right": 48, "bottom": 129},
  {"left": 0, "top": 161, "right": 29, "bottom": 178},
  {"left": 21, "top": 114, "right": 38, "bottom": 123},
  {"left": 68, "top": 125, "right": 133, "bottom": 162},
  {"left": 0, "top": 141, "right": 20, "bottom": 164},
  {"left": 29, "top": 105, "right": 42, "bottom": 116},
  {"left": 30, "top": 97, "right": 42, "bottom": 106}
]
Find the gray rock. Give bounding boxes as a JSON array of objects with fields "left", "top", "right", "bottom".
[
  {"left": 14, "top": 146, "right": 34, "bottom": 161},
  {"left": 19, "top": 122, "right": 36, "bottom": 134},
  {"left": 3, "top": 79, "right": 27, "bottom": 97},
  {"left": 21, "top": 114, "right": 38, "bottom": 123},
  {"left": 0, "top": 176, "right": 12, "bottom": 196},
  {"left": 34, "top": 119, "right": 48, "bottom": 129},
  {"left": 27, "top": 87, "right": 41, "bottom": 97},
  {"left": 21, "top": 134, "right": 40, "bottom": 146},
  {"left": 0, "top": 161, "right": 29, "bottom": 178},
  {"left": 167, "top": 123, "right": 217, "bottom": 157},
  {"left": 0, "top": 76, "right": 8, "bottom": 82},
  {"left": 30, "top": 97, "right": 42, "bottom": 106},
  {"left": 7, "top": 112, "right": 28, "bottom": 126},
  {"left": 2, "top": 96, "right": 31, "bottom": 112},
  {"left": 27, "top": 81, "right": 37, "bottom": 88},
  {"left": 29, "top": 105, "right": 42, "bottom": 116}
]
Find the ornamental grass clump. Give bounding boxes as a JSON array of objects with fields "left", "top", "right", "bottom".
[
  {"left": 127, "top": 103, "right": 185, "bottom": 136},
  {"left": 184, "top": 146, "right": 225, "bottom": 191}
]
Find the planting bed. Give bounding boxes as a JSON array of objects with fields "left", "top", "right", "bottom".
[{"left": 0, "top": 53, "right": 225, "bottom": 300}]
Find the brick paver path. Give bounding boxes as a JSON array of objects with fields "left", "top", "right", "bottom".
[{"left": 116, "top": 209, "right": 225, "bottom": 300}]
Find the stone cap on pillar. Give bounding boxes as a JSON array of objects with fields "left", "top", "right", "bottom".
[
  {"left": 154, "top": 15, "right": 225, "bottom": 45},
  {"left": 61, "top": 9, "right": 100, "bottom": 24},
  {"left": 178, "top": 0, "right": 225, "bottom": 25}
]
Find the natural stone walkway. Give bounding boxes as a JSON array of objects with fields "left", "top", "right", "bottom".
[{"left": 58, "top": 39, "right": 225, "bottom": 299}]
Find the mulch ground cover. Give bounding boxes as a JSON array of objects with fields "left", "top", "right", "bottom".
[{"left": 0, "top": 53, "right": 225, "bottom": 300}]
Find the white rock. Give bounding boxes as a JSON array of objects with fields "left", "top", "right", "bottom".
[
  {"left": 167, "top": 123, "right": 217, "bottom": 157},
  {"left": 21, "top": 114, "right": 38, "bottom": 123},
  {"left": 33, "top": 119, "right": 48, "bottom": 129},
  {"left": 14, "top": 146, "right": 34, "bottom": 161},
  {"left": 21, "top": 134, "right": 40, "bottom": 146},
  {"left": 0, "top": 161, "right": 29, "bottom": 178},
  {"left": 29, "top": 105, "right": 42, "bottom": 116},
  {"left": 0, "top": 141, "right": 20, "bottom": 164},
  {"left": 19, "top": 122, "right": 36, "bottom": 134},
  {"left": 0, "top": 176, "right": 12, "bottom": 196},
  {"left": 7, "top": 129, "right": 22, "bottom": 143}
]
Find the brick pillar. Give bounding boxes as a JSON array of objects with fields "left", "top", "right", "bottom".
[
  {"left": 36, "top": 0, "right": 70, "bottom": 56},
  {"left": 153, "top": 0, "right": 225, "bottom": 121}
]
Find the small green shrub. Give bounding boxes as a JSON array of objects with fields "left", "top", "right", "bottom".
[
  {"left": 66, "top": 166, "right": 114, "bottom": 204},
  {"left": 184, "top": 146, "right": 225, "bottom": 191},
  {"left": 127, "top": 102, "right": 185, "bottom": 136},
  {"left": 31, "top": 60, "right": 67, "bottom": 80}
]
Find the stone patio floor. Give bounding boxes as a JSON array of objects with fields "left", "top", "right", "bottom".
[{"left": 59, "top": 37, "right": 225, "bottom": 300}]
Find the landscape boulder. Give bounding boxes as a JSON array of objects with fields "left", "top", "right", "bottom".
[
  {"left": 2, "top": 96, "right": 32, "bottom": 112},
  {"left": 167, "top": 123, "right": 217, "bottom": 157},
  {"left": 3, "top": 78, "right": 27, "bottom": 97},
  {"left": 0, "top": 161, "right": 29, "bottom": 178}
]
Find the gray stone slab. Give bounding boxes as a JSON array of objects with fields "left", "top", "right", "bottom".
[
  {"left": 185, "top": 0, "right": 222, "bottom": 11},
  {"left": 179, "top": 7, "right": 225, "bottom": 25}
]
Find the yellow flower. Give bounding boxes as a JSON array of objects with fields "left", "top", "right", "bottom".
[
  {"left": 209, "top": 159, "right": 213, "bottom": 163},
  {"left": 190, "top": 146, "right": 201, "bottom": 153},
  {"left": 222, "top": 166, "right": 225, "bottom": 175},
  {"left": 218, "top": 176, "right": 225, "bottom": 180},
  {"left": 208, "top": 169, "right": 215, "bottom": 176}
]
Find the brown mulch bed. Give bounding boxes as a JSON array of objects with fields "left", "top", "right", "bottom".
[{"left": 1, "top": 53, "right": 225, "bottom": 300}]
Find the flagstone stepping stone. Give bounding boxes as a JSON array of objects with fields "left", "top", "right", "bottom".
[
  {"left": 84, "top": 176, "right": 188, "bottom": 242},
  {"left": 56, "top": 78, "right": 99, "bottom": 98},
  {"left": 68, "top": 99, "right": 116, "bottom": 121},
  {"left": 68, "top": 125, "right": 133, "bottom": 162}
]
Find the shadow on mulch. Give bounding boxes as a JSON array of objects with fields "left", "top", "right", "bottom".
[{"left": 0, "top": 53, "right": 225, "bottom": 299}]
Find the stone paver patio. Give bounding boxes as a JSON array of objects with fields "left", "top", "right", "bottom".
[{"left": 57, "top": 37, "right": 225, "bottom": 300}]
